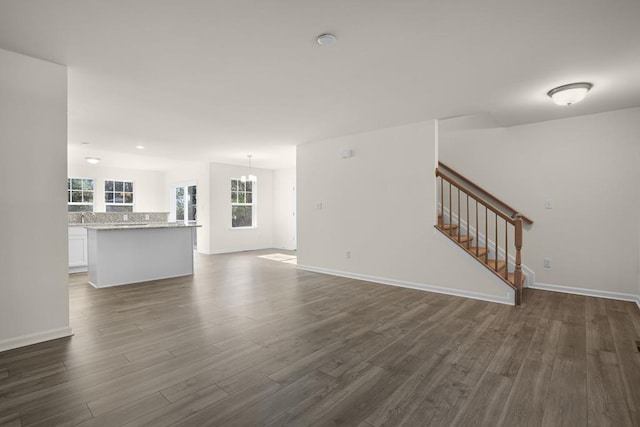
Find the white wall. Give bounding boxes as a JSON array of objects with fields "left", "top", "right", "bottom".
[
  {"left": 165, "top": 162, "right": 211, "bottom": 254},
  {"left": 297, "top": 121, "right": 513, "bottom": 304},
  {"left": 273, "top": 168, "right": 297, "bottom": 250},
  {"left": 0, "top": 48, "right": 72, "bottom": 351},
  {"left": 67, "top": 163, "right": 166, "bottom": 212},
  {"left": 208, "top": 162, "right": 274, "bottom": 254},
  {"left": 440, "top": 108, "right": 640, "bottom": 298}
]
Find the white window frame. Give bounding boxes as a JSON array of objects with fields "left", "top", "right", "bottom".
[
  {"left": 104, "top": 179, "right": 135, "bottom": 212},
  {"left": 231, "top": 178, "right": 257, "bottom": 228},
  {"left": 170, "top": 181, "right": 197, "bottom": 223},
  {"left": 67, "top": 177, "right": 95, "bottom": 212}
]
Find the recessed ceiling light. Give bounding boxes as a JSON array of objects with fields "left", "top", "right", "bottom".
[
  {"left": 85, "top": 157, "right": 101, "bottom": 164},
  {"left": 136, "top": 145, "right": 145, "bottom": 149},
  {"left": 316, "top": 33, "right": 337, "bottom": 46},
  {"left": 547, "top": 82, "right": 593, "bottom": 106}
]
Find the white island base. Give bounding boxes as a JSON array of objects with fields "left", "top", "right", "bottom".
[{"left": 87, "top": 225, "right": 197, "bottom": 288}]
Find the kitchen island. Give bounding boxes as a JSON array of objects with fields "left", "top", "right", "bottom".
[{"left": 85, "top": 223, "right": 200, "bottom": 288}]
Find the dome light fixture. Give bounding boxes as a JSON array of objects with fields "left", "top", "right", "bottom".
[
  {"left": 85, "top": 157, "right": 101, "bottom": 164},
  {"left": 316, "top": 33, "right": 337, "bottom": 46},
  {"left": 547, "top": 82, "right": 593, "bottom": 106}
]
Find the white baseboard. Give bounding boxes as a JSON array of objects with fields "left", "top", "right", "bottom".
[
  {"left": 69, "top": 266, "right": 88, "bottom": 273},
  {"left": 531, "top": 282, "right": 640, "bottom": 308},
  {"left": 0, "top": 327, "right": 73, "bottom": 353},
  {"left": 297, "top": 264, "right": 514, "bottom": 306},
  {"left": 198, "top": 246, "right": 274, "bottom": 255},
  {"left": 196, "top": 249, "right": 214, "bottom": 255},
  {"left": 88, "top": 272, "right": 194, "bottom": 289}
]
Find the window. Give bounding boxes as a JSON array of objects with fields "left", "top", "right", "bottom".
[
  {"left": 231, "top": 178, "right": 255, "bottom": 228},
  {"left": 176, "top": 187, "right": 185, "bottom": 220},
  {"left": 68, "top": 178, "right": 94, "bottom": 212},
  {"left": 176, "top": 185, "right": 197, "bottom": 222},
  {"left": 105, "top": 180, "right": 134, "bottom": 212}
]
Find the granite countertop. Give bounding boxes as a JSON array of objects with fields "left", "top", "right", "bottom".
[{"left": 79, "top": 223, "right": 201, "bottom": 230}]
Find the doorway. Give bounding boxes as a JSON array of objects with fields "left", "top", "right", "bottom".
[
  {"left": 172, "top": 183, "right": 197, "bottom": 249},
  {"left": 175, "top": 184, "right": 197, "bottom": 222}
]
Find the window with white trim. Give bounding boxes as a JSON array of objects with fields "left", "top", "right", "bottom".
[
  {"left": 105, "top": 180, "right": 134, "bottom": 212},
  {"left": 67, "top": 178, "right": 94, "bottom": 212},
  {"left": 231, "top": 178, "right": 255, "bottom": 228}
]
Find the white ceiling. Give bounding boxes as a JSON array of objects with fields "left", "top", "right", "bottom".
[{"left": 1, "top": 0, "right": 639, "bottom": 170}]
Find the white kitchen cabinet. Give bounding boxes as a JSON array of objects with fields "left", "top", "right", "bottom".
[
  {"left": 86, "top": 224, "right": 198, "bottom": 287},
  {"left": 69, "top": 226, "right": 88, "bottom": 272}
]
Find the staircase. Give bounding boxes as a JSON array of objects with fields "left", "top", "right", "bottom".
[{"left": 435, "top": 162, "right": 533, "bottom": 305}]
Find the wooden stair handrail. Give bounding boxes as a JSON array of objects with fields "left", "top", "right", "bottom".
[
  {"left": 435, "top": 164, "right": 529, "bottom": 305},
  {"left": 437, "top": 162, "right": 533, "bottom": 225},
  {"left": 514, "top": 216, "right": 523, "bottom": 305},
  {"left": 437, "top": 171, "right": 516, "bottom": 225}
]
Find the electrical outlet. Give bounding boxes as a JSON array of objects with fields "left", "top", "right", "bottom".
[
  {"left": 544, "top": 199, "right": 553, "bottom": 209},
  {"left": 145, "top": 214, "right": 150, "bottom": 220},
  {"left": 345, "top": 251, "right": 351, "bottom": 260},
  {"left": 123, "top": 214, "right": 128, "bottom": 221},
  {"left": 543, "top": 257, "right": 552, "bottom": 268}
]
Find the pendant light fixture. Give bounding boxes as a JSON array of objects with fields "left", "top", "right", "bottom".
[
  {"left": 241, "top": 154, "right": 257, "bottom": 183},
  {"left": 547, "top": 82, "right": 593, "bottom": 106}
]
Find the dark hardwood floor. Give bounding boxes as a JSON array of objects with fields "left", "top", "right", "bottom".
[{"left": 1, "top": 249, "right": 640, "bottom": 426}]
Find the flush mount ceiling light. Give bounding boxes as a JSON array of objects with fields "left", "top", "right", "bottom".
[
  {"left": 316, "top": 33, "right": 337, "bottom": 46},
  {"left": 85, "top": 157, "right": 101, "bottom": 164},
  {"left": 135, "top": 145, "right": 145, "bottom": 149},
  {"left": 547, "top": 82, "right": 593, "bottom": 106},
  {"left": 241, "top": 154, "right": 257, "bottom": 183}
]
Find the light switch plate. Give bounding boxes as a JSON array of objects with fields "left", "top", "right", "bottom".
[{"left": 544, "top": 199, "right": 553, "bottom": 209}]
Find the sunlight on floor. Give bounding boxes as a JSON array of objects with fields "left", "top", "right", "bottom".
[{"left": 257, "top": 253, "right": 297, "bottom": 264}]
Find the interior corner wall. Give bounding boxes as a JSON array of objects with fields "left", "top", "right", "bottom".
[
  {"left": 67, "top": 163, "right": 166, "bottom": 212},
  {"left": 165, "top": 162, "right": 211, "bottom": 254},
  {"left": 273, "top": 168, "right": 297, "bottom": 250},
  {"left": 208, "top": 162, "right": 274, "bottom": 254},
  {"left": 0, "top": 48, "right": 71, "bottom": 352},
  {"left": 297, "top": 120, "right": 511, "bottom": 304},
  {"left": 439, "top": 107, "right": 640, "bottom": 298}
]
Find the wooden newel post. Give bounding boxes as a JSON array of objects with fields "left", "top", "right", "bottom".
[{"left": 514, "top": 215, "right": 523, "bottom": 305}]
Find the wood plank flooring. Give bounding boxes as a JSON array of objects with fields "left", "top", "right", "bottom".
[{"left": 1, "top": 249, "right": 640, "bottom": 426}]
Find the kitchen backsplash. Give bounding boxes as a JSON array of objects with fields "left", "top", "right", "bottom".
[{"left": 68, "top": 212, "right": 170, "bottom": 225}]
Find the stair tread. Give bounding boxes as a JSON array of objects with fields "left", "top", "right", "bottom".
[
  {"left": 435, "top": 225, "right": 470, "bottom": 240},
  {"left": 469, "top": 246, "right": 489, "bottom": 256},
  {"left": 484, "top": 258, "right": 507, "bottom": 271},
  {"left": 440, "top": 223, "right": 458, "bottom": 230},
  {"left": 454, "top": 235, "right": 473, "bottom": 243}
]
